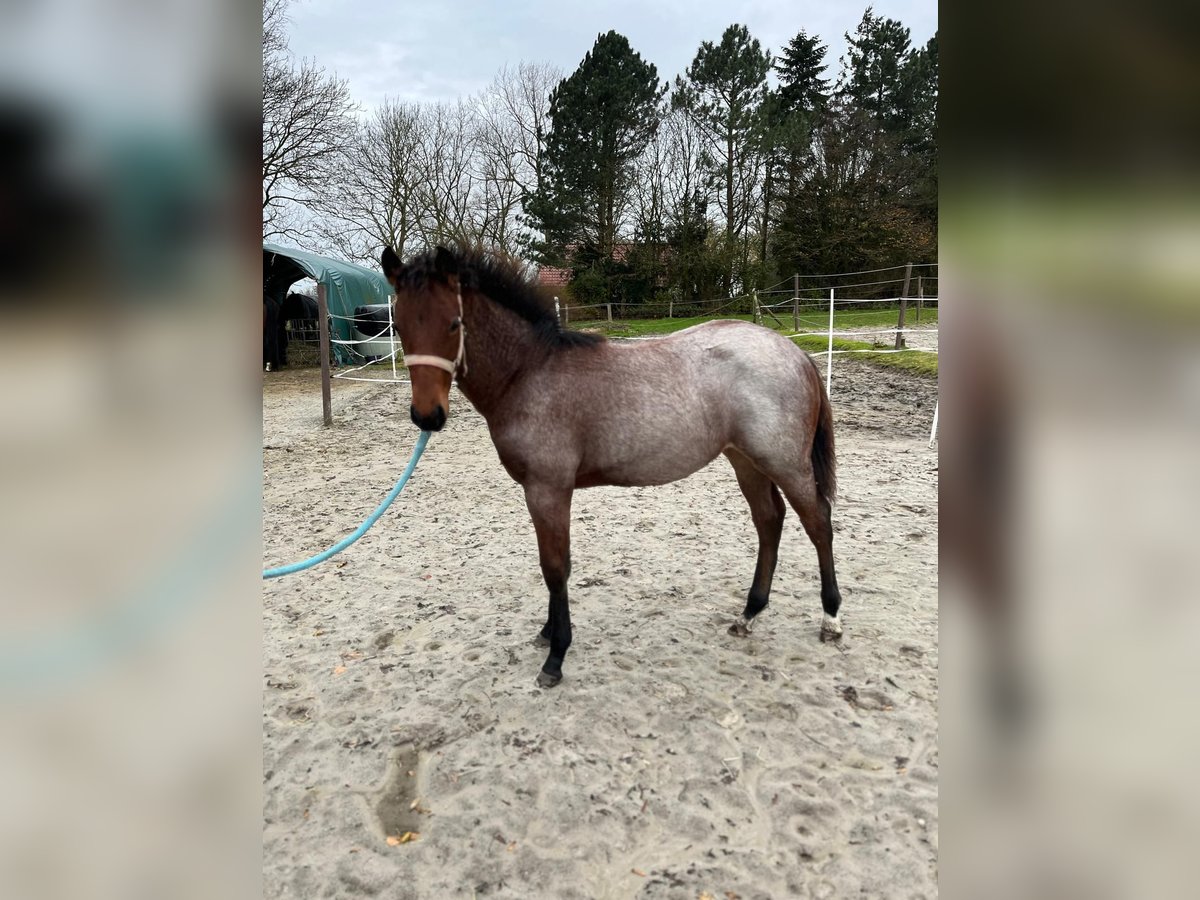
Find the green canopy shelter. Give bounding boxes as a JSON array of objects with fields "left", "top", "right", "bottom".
[
  {"left": 263, "top": 242, "right": 394, "bottom": 366},
  {"left": 263, "top": 242, "right": 395, "bottom": 425}
]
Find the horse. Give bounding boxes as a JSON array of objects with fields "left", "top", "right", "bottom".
[
  {"left": 381, "top": 245, "right": 843, "bottom": 687},
  {"left": 263, "top": 292, "right": 287, "bottom": 371},
  {"left": 263, "top": 292, "right": 320, "bottom": 371},
  {"left": 281, "top": 291, "right": 319, "bottom": 324}
]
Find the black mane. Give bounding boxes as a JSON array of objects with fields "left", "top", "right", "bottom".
[{"left": 401, "top": 246, "right": 605, "bottom": 350}]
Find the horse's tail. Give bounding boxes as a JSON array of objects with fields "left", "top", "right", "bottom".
[{"left": 812, "top": 377, "right": 837, "bottom": 505}]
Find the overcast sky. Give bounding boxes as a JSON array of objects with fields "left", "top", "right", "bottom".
[{"left": 285, "top": 0, "right": 936, "bottom": 111}]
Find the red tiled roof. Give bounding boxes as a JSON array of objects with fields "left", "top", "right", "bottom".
[
  {"left": 537, "top": 266, "right": 572, "bottom": 286},
  {"left": 536, "top": 243, "right": 667, "bottom": 287}
]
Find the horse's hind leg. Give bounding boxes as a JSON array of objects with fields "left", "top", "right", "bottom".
[
  {"left": 725, "top": 449, "right": 786, "bottom": 636},
  {"left": 773, "top": 468, "right": 843, "bottom": 640}
]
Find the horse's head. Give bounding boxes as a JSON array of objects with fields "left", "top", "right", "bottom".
[{"left": 381, "top": 245, "right": 466, "bottom": 432}]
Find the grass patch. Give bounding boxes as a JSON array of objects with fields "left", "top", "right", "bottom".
[
  {"left": 582, "top": 304, "right": 937, "bottom": 335},
  {"left": 583, "top": 314, "right": 756, "bottom": 337},
  {"left": 578, "top": 310, "right": 938, "bottom": 378},
  {"left": 787, "top": 334, "right": 938, "bottom": 377},
  {"left": 760, "top": 303, "right": 937, "bottom": 331}
]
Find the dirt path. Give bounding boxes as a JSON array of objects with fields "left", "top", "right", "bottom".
[{"left": 263, "top": 357, "right": 939, "bottom": 899}]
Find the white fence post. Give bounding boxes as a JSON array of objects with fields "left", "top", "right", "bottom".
[
  {"left": 826, "top": 288, "right": 835, "bottom": 395},
  {"left": 793, "top": 274, "right": 800, "bottom": 331}
]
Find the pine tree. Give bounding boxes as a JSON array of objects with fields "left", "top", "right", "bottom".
[
  {"left": 900, "top": 33, "right": 938, "bottom": 230},
  {"left": 525, "top": 30, "right": 664, "bottom": 290},
  {"left": 776, "top": 31, "right": 830, "bottom": 117},
  {"left": 843, "top": 7, "right": 914, "bottom": 134},
  {"left": 770, "top": 9, "right": 936, "bottom": 279},
  {"left": 765, "top": 31, "right": 830, "bottom": 282}
]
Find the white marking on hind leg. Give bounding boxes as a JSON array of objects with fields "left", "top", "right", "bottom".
[
  {"left": 729, "top": 614, "right": 755, "bottom": 637},
  {"left": 821, "top": 613, "right": 842, "bottom": 636}
]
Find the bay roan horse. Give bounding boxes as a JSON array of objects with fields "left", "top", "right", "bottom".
[{"left": 381, "top": 245, "right": 842, "bottom": 687}]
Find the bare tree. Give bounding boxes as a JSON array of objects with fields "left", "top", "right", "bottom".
[
  {"left": 313, "top": 101, "right": 425, "bottom": 263},
  {"left": 661, "top": 106, "right": 711, "bottom": 232},
  {"left": 673, "top": 25, "right": 771, "bottom": 294},
  {"left": 470, "top": 105, "right": 525, "bottom": 254},
  {"left": 658, "top": 106, "right": 723, "bottom": 303},
  {"left": 474, "top": 83, "right": 535, "bottom": 255},
  {"left": 290, "top": 49, "right": 562, "bottom": 262},
  {"left": 481, "top": 63, "right": 561, "bottom": 201},
  {"left": 475, "top": 63, "right": 561, "bottom": 252},
  {"left": 263, "top": 0, "right": 288, "bottom": 60},
  {"left": 262, "top": 0, "right": 357, "bottom": 241},
  {"left": 314, "top": 99, "right": 493, "bottom": 262},
  {"left": 414, "top": 101, "right": 482, "bottom": 247},
  {"left": 630, "top": 112, "right": 669, "bottom": 243}
]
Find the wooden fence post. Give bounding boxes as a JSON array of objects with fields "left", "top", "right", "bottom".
[
  {"left": 916, "top": 276, "right": 923, "bottom": 324},
  {"left": 668, "top": 298, "right": 673, "bottom": 318},
  {"left": 606, "top": 302, "right": 612, "bottom": 322},
  {"left": 895, "top": 262, "right": 912, "bottom": 350},
  {"left": 753, "top": 289, "right": 761, "bottom": 325},
  {"left": 317, "top": 282, "right": 332, "bottom": 427}
]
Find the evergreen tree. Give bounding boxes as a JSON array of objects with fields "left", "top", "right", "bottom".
[
  {"left": 763, "top": 31, "right": 830, "bottom": 283},
  {"left": 843, "top": 7, "right": 914, "bottom": 134},
  {"left": 770, "top": 9, "right": 936, "bottom": 279},
  {"left": 843, "top": 11, "right": 937, "bottom": 233},
  {"left": 772, "top": 98, "right": 931, "bottom": 278},
  {"left": 776, "top": 31, "right": 830, "bottom": 117},
  {"left": 525, "top": 30, "right": 664, "bottom": 291},
  {"left": 900, "top": 33, "right": 938, "bottom": 230}
]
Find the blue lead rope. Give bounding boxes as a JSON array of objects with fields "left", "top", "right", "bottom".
[{"left": 263, "top": 430, "right": 431, "bottom": 579}]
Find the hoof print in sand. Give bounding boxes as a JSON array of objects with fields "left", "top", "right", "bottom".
[{"left": 372, "top": 744, "right": 424, "bottom": 843}]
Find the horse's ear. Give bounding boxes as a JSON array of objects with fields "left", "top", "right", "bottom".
[
  {"left": 434, "top": 246, "right": 458, "bottom": 278},
  {"left": 380, "top": 246, "right": 404, "bottom": 286}
]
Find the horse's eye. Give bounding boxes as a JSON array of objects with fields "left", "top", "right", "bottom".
[{"left": 449, "top": 317, "right": 461, "bottom": 333}]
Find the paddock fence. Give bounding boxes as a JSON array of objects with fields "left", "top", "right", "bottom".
[{"left": 285, "top": 262, "right": 940, "bottom": 445}]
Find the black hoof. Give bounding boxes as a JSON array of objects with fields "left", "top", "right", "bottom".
[
  {"left": 728, "top": 620, "right": 752, "bottom": 637},
  {"left": 536, "top": 669, "right": 562, "bottom": 688}
]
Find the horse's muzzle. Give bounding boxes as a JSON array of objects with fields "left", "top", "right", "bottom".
[{"left": 411, "top": 404, "right": 447, "bottom": 431}]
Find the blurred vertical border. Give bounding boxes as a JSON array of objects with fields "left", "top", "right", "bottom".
[
  {"left": 942, "top": 1, "right": 1200, "bottom": 897},
  {"left": 0, "top": 1, "right": 262, "bottom": 897}
]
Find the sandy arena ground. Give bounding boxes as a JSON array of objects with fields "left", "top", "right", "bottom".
[{"left": 263, "top": 350, "right": 939, "bottom": 899}]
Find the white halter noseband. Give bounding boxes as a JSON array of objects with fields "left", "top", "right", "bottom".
[{"left": 401, "top": 290, "right": 467, "bottom": 381}]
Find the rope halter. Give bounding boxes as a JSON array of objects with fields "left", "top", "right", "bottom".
[{"left": 401, "top": 289, "right": 468, "bottom": 381}]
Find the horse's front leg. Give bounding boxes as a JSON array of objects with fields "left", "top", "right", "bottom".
[{"left": 523, "top": 482, "right": 573, "bottom": 687}]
